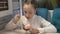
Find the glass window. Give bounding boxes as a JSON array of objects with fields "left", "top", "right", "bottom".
[{"left": 0, "top": 0, "right": 8, "bottom": 11}]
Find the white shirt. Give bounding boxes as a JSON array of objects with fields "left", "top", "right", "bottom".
[{"left": 5, "top": 15, "right": 57, "bottom": 34}]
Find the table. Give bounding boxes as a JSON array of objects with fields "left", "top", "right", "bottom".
[
  {"left": 0, "top": 30, "right": 28, "bottom": 34},
  {"left": 0, "top": 30, "right": 59, "bottom": 34}
]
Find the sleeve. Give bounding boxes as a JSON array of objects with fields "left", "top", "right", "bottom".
[
  {"left": 5, "top": 19, "right": 18, "bottom": 30},
  {"left": 5, "top": 16, "right": 27, "bottom": 30},
  {"left": 37, "top": 16, "right": 57, "bottom": 34}
]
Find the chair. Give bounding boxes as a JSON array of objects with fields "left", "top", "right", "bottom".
[
  {"left": 36, "top": 8, "right": 48, "bottom": 20},
  {"left": 51, "top": 8, "right": 60, "bottom": 33}
]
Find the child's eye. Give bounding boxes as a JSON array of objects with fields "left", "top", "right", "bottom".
[{"left": 24, "top": 11, "right": 27, "bottom": 13}]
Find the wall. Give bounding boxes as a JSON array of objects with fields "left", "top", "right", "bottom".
[
  {"left": 0, "top": 0, "right": 13, "bottom": 17},
  {"left": 0, "top": 0, "right": 13, "bottom": 30},
  {"left": 12, "top": 0, "right": 20, "bottom": 16},
  {"left": 48, "top": 10, "right": 53, "bottom": 22}
]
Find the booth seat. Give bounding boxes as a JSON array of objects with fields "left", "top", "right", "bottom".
[
  {"left": 51, "top": 8, "right": 60, "bottom": 33},
  {"left": 36, "top": 8, "right": 48, "bottom": 20}
]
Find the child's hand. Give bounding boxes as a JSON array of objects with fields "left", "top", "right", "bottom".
[
  {"left": 24, "top": 24, "right": 31, "bottom": 30},
  {"left": 13, "top": 14, "right": 20, "bottom": 24}
]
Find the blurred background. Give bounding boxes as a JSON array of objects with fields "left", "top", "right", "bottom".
[{"left": 0, "top": 0, "right": 60, "bottom": 33}]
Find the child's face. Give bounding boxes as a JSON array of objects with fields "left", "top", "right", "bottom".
[{"left": 23, "top": 4, "right": 36, "bottom": 20}]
